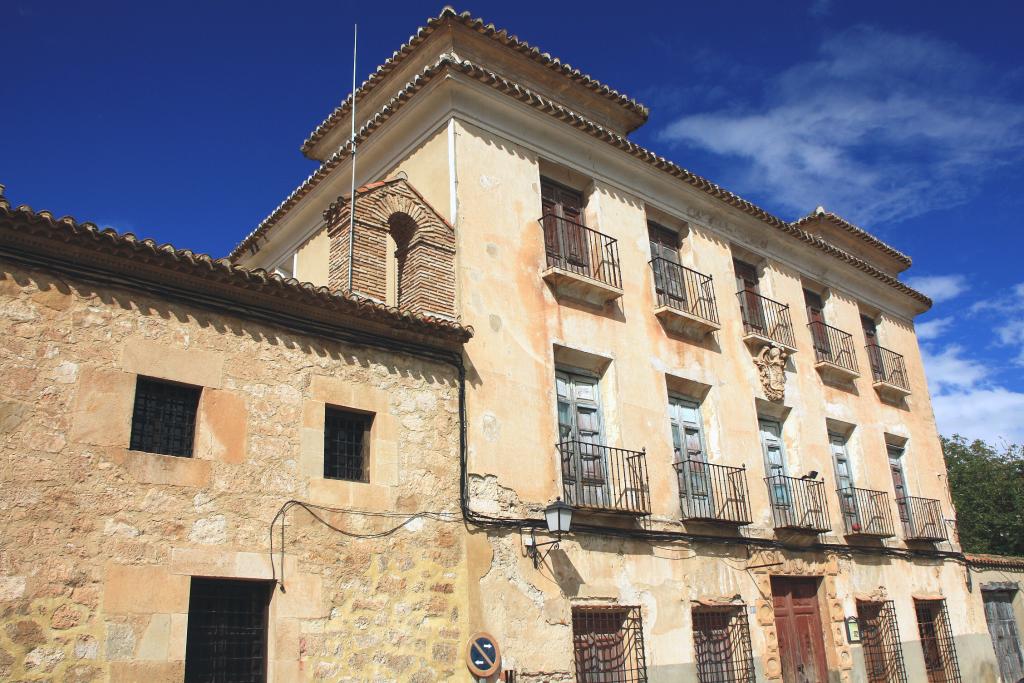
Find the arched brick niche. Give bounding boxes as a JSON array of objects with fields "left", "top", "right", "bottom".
[{"left": 325, "top": 179, "right": 456, "bottom": 318}]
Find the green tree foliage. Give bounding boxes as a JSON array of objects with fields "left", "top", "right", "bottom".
[{"left": 942, "top": 435, "right": 1024, "bottom": 555}]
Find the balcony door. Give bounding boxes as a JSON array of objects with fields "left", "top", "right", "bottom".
[
  {"left": 670, "top": 397, "right": 712, "bottom": 518},
  {"left": 760, "top": 418, "right": 791, "bottom": 510},
  {"left": 649, "top": 223, "right": 685, "bottom": 307},
  {"left": 805, "top": 290, "right": 831, "bottom": 357},
  {"left": 557, "top": 370, "right": 607, "bottom": 507},
  {"left": 541, "top": 178, "right": 588, "bottom": 273},
  {"left": 735, "top": 259, "right": 766, "bottom": 334},
  {"left": 831, "top": 433, "right": 860, "bottom": 529},
  {"left": 888, "top": 444, "right": 912, "bottom": 530},
  {"left": 862, "top": 315, "right": 884, "bottom": 378}
]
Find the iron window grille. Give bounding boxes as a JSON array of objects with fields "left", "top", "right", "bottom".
[
  {"left": 572, "top": 605, "right": 648, "bottom": 683},
  {"left": 129, "top": 376, "right": 201, "bottom": 457},
  {"left": 184, "top": 578, "right": 272, "bottom": 683},
  {"left": 857, "top": 600, "right": 908, "bottom": 683},
  {"left": 914, "top": 599, "right": 963, "bottom": 683},
  {"left": 691, "top": 606, "right": 755, "bottom": 683},
  {"left": 324, "top": 407, "right": 372, "bottom": 482}
]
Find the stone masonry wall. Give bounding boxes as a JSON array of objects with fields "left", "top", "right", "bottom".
[{"left": 0, "top": 260, "right": 469, "bottom": 682}]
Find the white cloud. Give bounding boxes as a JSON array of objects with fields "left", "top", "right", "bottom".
[
  {"left": 915, "top": 316, "right": 953, "bottom": 341},
  {"left": 658, "top": 27, "right": 1024, "bottom": 225},
  {"left": 969, "top": 282, "right": 1024, "bottom": 365},
  {"left": 903, "top": 275, "right": 969, "bottom": 303},
  {"left": 930, "top": 388, "right": 1024, "bottom": 445},
  {"left": 921, "top": 345, "right": 990, "bottom": 393}
]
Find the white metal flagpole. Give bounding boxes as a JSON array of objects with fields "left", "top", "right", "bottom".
[{"left": 347, "top": 23, "right": 358, "bottom": 294}]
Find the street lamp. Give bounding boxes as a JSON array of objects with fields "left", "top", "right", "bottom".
[{"left": 525, "top": 498, "right": 574, "bottom": 568}]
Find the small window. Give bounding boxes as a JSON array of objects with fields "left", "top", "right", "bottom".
[
  {"left": 572, "top": 605, "right": 647, "bottom": 682},
  {"left": 324, "top": 407, "right": 372, "bottom": 482},
  {"left": 914, "top": 599, "right": 963, "bottom": 683},
  {"left": 691, "top": 606, "right": 755, "bottom": 683},
  {"left": 184, "top": 578, "right": 272, "bottom": 682},
  {"left": 858, "top": 600, "right": 908, "bottom": 682},
  {"left": 129, "top": 376, "right": 201, "bottom": 457}
]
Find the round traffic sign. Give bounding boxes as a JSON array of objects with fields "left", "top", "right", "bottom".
[{"left": 466, "top": 632, "right": 501, "bottom": 677}]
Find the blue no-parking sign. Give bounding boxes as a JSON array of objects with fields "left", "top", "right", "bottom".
[{"left": 466, "top": 632, "right": 501, "bottom": 677}]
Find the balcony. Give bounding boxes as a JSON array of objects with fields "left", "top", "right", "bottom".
[
  {"left": 558, "top": 441, "right": 650, "bottom": 515},
  {"left": 836, "top": 487, "right": 896, "bottom": 538},
  {"left": 765, "top": 475, "right": 830, "bottom": 533},
  {"left": 809, "top": 322, "right": 859, "bottom": 381},
  {"left": 867, "top": 344, "right": 911, "bottom": 400},
  {"left": 737, "top": 290, "right": 797, "bottom": 352},
  {"left": 649, "top": 259, "right": 720, "bottom": 337},
  {"left": 674, "top": 460, "right": 752, "bottom": 525},
  {"left": 540, "top": 215, "right": 622, "bottom": 306},
  {"left": 897, "top": 496, "right": 946, "bottom": 542}
]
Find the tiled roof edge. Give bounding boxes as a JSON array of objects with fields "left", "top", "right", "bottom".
[
  {"left": 0, "top": 197, "right": 473, "bottom": 344},
  {"left": 966, "top": 553, "right": 1024, "bottom": 570},
  {"left": 299, "top": 6, "right": 649, "bottom": 158},
  {"left": 234, "top": 55, "right": 932, "bottom": 309},
  {"left": 792, "top": 209, "right": 912, "bottom": 268}
]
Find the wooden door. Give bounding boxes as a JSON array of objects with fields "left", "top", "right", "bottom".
[
  {"left": 772, "top": 577, "right": 829, "bottom": 683},
  {"left": 805, "top": 290, "right": 831, "bottom": 357},
  {"left": 735, "top": 260, "right": 765, "bottom": 332},
  {"left": 760, "top": 418, "right": 791, "bottom": 511},
  {"left": 862, "top": 315, "right": 884, "bottom": 376},
  {"left": 541, "top": 178, "right": 588, "bottom": 272},
  {"left": 983, "top": 591, "right": 1024, "bottom": 683},
  {"left": 649, "top": 223, "right": 684, "bottom": 307},
  {"left": 830, "top": 433, "right": 858, "bottom": 528},
  {"left": 669, "top": 397, "right": 712, "bottom": 517},
  {"left": 557, "top": 371, "right": 607, "bottom": 507},
  {"left": 888, "top": 445, "right": 911, "bottom": 527}
]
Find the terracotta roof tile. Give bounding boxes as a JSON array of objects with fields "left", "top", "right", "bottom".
[
  {"left": 966, "top": 553, "right": 1024, "bottom": 570},
  {"left": 792, "top": 207, "right": 912, "bottom": 268},
  {"left": 0, "top": 192, "right": 472, "bottom": 344},
  {"left": 299, "top": 6, "right": 649, "bottom": 158},
  {"left": 232, "top": 55, "right": 932, "bottom": 309}
]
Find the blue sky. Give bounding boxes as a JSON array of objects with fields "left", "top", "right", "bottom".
[{"left": 3, "top": 1, "right": 1023, "bottom": 444}]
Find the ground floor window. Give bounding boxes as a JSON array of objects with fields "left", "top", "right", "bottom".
[
  {"left": 857, "top": 600, "right": 908, "bottom": 682},
  {"left": 691, "top": 605, "right": 755, "bottom": 682},
  {"left": 572, "top": 605, "right": 648, "bottom": 682},
  {"left": 184, "top": 577, "right": 273, "bottom": 683},
  {"left": 914, "top": 598, "right": 962, "bottom": 683}
]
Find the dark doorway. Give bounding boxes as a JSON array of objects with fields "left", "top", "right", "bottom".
[
  {"left": 184, "top": 577, "right": 273, "bottom": 683},
  {"left": 771, "top": 577, "right": 829, "bottom": 683}
]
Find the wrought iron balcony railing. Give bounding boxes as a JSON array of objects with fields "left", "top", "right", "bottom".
[
  {"left": 737, "top": 290, "right": 796, "bottom": 349},
  {"left": 540, "top": 214, "right": 622, "bottom": 290},
  {"left": 673, "top": 460, "right": 752, "bottom": 525},
  {"left": 809, "top": 321, "right": 859, "bottom": 376},
  {"left": 649, "top": 258, "right": 719, "bottom": 325},
  {"left": 558, "top": 440, "right": 650, "bottom": 515},
  {"left": 836, "top": 486, "right": 896, "bottom": 538},
  {"left": 896, "top": 496, "right": 946, "bottom": 541},
  {"left": 866, "top": 344, "right": 910, "bottom": 393},
  {"left": 765, "top": 474, "right": 830, "bottom": 533}
]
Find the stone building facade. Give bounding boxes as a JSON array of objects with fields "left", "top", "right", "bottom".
[
  {"left": 230, "top": 7, "right": 1019, "bottom": 683},
  {"left": 0, "top": 196, "right": 473, "bottom": 681},
  {"left": 4, "top": 6, "right": 1024, "bottom": 683}
]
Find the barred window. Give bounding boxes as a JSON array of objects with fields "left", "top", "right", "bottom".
[
  {"left": 572, "top": 605, "right": 647, "bottom": 683},
  {"left": 691, "top": 606, "right": 755, "bottom": 682},
  {"left": 184, "top": 578, "right": 272, "bottom": 682},
  {"left": 857, "top": 600, "right": 908, "bottom": 682},
  {"left": 914, "top": 599, "right": 963, "bottom": 683},
  {"left": 324, "top": 407, "right": 372, "bottom": 482},
  {"left": 129, "top": 376, "right": 201, "bottom": 457}
]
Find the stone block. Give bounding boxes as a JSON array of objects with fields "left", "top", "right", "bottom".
[
  {"left": 120, "top": 337, "right": 224, "bottom": 389},
  {"left": 109, "top": 661, "right": 185, "bottom": 682},
  {"left": 137, "top": 614, "right": 171, "bottom": 660},
  {"left": 69, "top": 366, "right": 134, "bottom": 447},
  {"left": 194, "top": 389, "right": 247, "bottom": 464},
  {"left": 103, "top": 564, "right": 189, "bottom": 615},
  {"left": 124, "top": 450, "right": 212, "bottom": 487},
  {"left": 169, "top": 547, "right": 233, "bottom": 577},
  {"left": 275, "top": 571, "right": 323, "bottom": 619}
]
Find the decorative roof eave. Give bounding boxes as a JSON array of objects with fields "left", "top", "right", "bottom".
[
  {"left": 0, "top": 196, "right": 473, "bottom": 346},
  {"left": 791, "top": 207, "right": 912, "bottom": 268},
  {"left": 235, "top": 55, "right": 932, "bottom": 310},
  {"left": 299, "top": 6, "right": 649, "bottom": 159},
  {"left": 966, "top": 553, "right": 1024, "bottom": 571}
]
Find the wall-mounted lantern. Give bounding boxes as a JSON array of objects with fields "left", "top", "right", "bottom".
[
  {"left": 845, "top": 616, "right": 862, "bottom": 644},
  {"left": 524, "top": 498, "right": 573, "bottom": 568}
]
